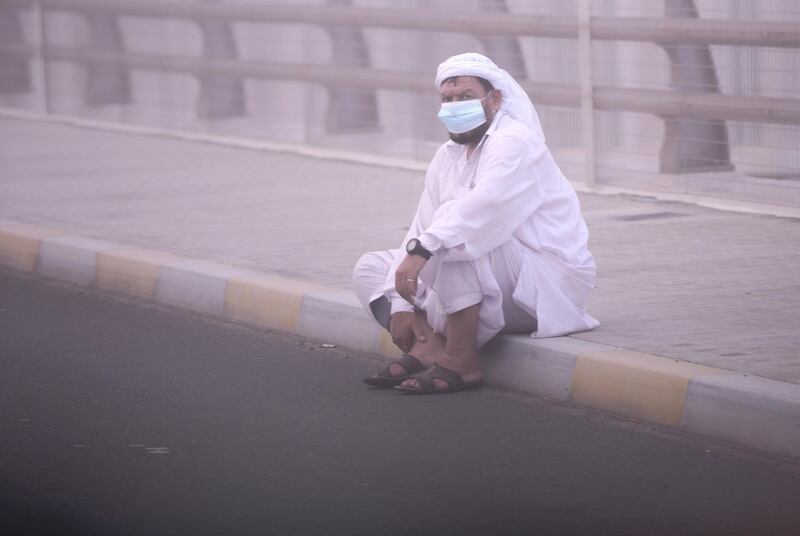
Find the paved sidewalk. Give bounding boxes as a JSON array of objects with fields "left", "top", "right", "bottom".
[
  {"left": 2, "top": 116, "right": 799, "bottom": 456},
  {"left": 3, "top": 116, "right": 798, "bottom": 382}
]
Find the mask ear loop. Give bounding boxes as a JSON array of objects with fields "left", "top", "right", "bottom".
[{"left": 482, "top": 89, "right": 499, "bottom": 116}]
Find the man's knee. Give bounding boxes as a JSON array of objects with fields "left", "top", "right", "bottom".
[
  {"left": 352, "top": 251, "right": 389, "bottom": 290},
  {"left": 352, "top": 251, "right": 385, "bottom": 277},
  {"left": 353, "top": 251, "right": 395, "bottom": 323}
]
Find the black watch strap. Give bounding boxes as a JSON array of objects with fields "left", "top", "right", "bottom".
[{"left": 406, "top": 238, "right": 433, "bottom": 260}]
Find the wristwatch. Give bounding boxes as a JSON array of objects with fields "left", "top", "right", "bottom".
[{"left": 406, "top": 238, "right": 433, "bottom": 260}]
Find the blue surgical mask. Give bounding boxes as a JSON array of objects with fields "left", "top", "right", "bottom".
[{"left": 437, "top": 92, "right": 492, "bottom": 134}]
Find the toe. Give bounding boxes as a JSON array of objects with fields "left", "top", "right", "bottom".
[
  {"left": 400, "top": 378, "right": 420, "bottom": 390},
  {"left": 433, "top": 378, "right": 450, "bottom": 391}
]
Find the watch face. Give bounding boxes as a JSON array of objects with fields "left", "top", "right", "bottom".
[{"left": 406, "top": 238, "right": 419, "bottom": 253}]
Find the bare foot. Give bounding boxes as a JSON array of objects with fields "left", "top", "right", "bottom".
[
  {"left": 387, "top": 332, "right": 445, "bottom": 377},
  {"left": 398, "top": 352, "right": 483, "bottom": 392},
  {"left": 386, "top": 312, "right": 446, "bottom": 378}
]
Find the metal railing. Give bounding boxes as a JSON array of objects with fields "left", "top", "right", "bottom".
[{"left": 2, "top": 0, "right": 799, "bottom": 206}]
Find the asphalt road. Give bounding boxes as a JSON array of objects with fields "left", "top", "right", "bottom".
[{"left": 1, "top": 268, "right": 799, "bottom": 536}]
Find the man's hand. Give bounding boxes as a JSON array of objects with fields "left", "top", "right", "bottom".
[
  {"left": 389, "top": 311, "right": 427, "bottom": 354},
  {"left": 395, "top": 254, "right": 428, "bottom": 305}
]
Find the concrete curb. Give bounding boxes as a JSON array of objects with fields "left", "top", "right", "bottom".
[{"left": 2, "top": 221, "right": 798, "bottom": 458}]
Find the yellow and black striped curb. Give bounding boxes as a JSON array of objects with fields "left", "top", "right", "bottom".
[{"left": 2, "top": 221, "right": 798, "bottom": 458}]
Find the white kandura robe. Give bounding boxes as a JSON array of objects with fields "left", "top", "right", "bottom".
[{"left": 381, "top": 111, "right": 599, "bottom": 340}]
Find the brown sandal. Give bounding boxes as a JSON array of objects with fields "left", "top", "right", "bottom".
[
  {"left": 363, "top": 354, "right": 426, "bottom": 387},
  {"left": 393, "top": 363, "right": 483, "bottom": 395}
]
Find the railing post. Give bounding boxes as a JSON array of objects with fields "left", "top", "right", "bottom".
[
  {"left": 0, "top": 2, "right": 32, "bottom": 96},
  {"left": 33, "top": 0, "right": 50, "bottom": 113},
  {"left": 476, "top": 0, "right": 526, "bottom": 80},
  {"left": 323, "top": 0, "right": 378, "bottom": 134},
  {"left": 85, "top": 13, "right": 131, "bottom": 107},
  {"left": 196, "top": 0, "right": 245, "bottom": 120},
  {"left": 659, "top": 0, "right": 733, "bottom": 174},
  {"left": 578, "top": 0, "right": 596, "bottom": 185}
]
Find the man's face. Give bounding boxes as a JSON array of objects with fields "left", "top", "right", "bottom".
[{"left": 439, "top": 76, "right": 500, "bottom": 145}]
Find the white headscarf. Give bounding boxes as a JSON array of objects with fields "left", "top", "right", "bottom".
[{"left": 435, "top": 52, "right": 545, "bottom": 143}]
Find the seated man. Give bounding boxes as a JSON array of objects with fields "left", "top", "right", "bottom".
[{"left": 353, "top": 52, "right": 599, "bottom": 395}]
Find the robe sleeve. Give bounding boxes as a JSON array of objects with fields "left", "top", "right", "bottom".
[
  {"left": 382, "top": 151, "right": 442, "bottom": 315},
  {"left": 418, "top": 134, "right": 544, "bottom": 262}
]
